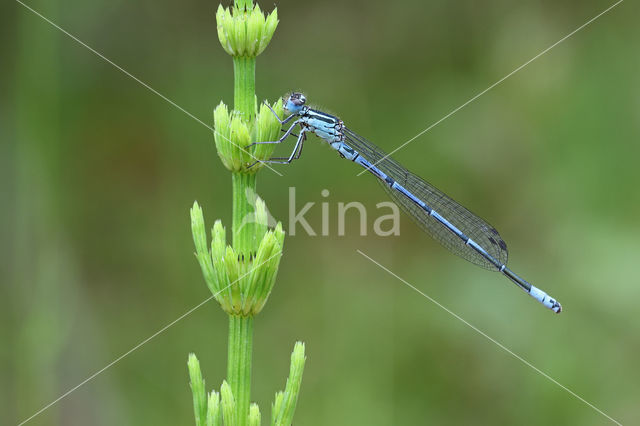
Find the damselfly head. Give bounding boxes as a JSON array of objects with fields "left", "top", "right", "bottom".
[{"left": 284, "top": 92, "right": 306, "bottom": 114}]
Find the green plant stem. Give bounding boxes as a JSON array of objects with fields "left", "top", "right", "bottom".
[
  {"left": 233, "top": 56, "right": 256, "bottom": 119},
  {"left": 232, "top": 172, "right": 257, "bottom": 254},
  {"left": 227, "top": 314, "right": 254, "bottom": 426},
  {"left": 230, "top": 37, "right": 257, "bottom": 426},
  {"left": 229, "top": 161, "right": 256, "bottom": 426}
]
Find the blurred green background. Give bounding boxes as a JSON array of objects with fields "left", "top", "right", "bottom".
[{"left": 3, "top": 0, "right": 639, "bottom": 424}]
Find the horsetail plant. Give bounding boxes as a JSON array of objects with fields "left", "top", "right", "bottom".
[{"left": 188, "top": 1, "right": 306, "bottom": 425}]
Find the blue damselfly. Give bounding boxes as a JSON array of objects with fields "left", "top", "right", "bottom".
[{"left": 251, "top": 93, "right": 562, "bottom": 313}]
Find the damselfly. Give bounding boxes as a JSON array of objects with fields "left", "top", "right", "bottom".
[{"left": 252, "top": 93, "right": 562, "bottom": 313}]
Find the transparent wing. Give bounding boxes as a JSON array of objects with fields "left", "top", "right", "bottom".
[{"left": 344, "top": 127, "right": 508, "bottom": 270}]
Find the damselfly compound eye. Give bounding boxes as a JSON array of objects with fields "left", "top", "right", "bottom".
[
  {"left": 290, "top": 92, "right": 306, "bottom": 106},
  {"left": 285, "top": 93, "right": 306, "bottom": 114}
]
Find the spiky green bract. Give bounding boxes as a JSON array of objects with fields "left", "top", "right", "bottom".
[
  {"left": 188, "top": 343, "right": 306, "bottom": 426},
  {"left": 271, "top": 391, "right": 284, "bottom": 426},
  {"left": 248, "top": 404, "right": 261, "bottom": 426},
  {"left": 188, "top": 354, "right": 207, "bottom": 426},
  {"left": 206, "top": 391, "right": 222, "bottom": 426},
  {"left": 220, "top": 381, "right": 237, "bottom": 426},
  {"left": 190, "top": 199, "right": 285, "bottom": 316},
  {"left": 213, "top": 99, "right": 283, "bottom": 173},
  {"left": 271, "top": 342, "right": 306, "bottom": 426},
  {"left": 253, "top": 100, "right": 285, "bottom": 164},
  {"left": 216, "top": 2, "right": 278, "bottom": 57}
]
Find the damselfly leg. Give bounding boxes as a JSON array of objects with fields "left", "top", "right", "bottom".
[{"left": 258, "top": 129, "right": 307, "bottom": 165}]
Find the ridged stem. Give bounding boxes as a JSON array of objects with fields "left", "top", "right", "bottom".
[
  {"left": 233, "top": 56, "right": 256, "bottom": 119},
  {"left": 232, "top": 172, "right": 257, "bottom": 255},
  {"left": 229, "top": 18, "right": 258, "bottom": 425},
  {"left": 227, "top": 314, "right": 254, "bottom": 426}
]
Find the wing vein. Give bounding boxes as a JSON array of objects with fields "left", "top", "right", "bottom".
[{"left": 344, "top": 128, "right": 508, "bottom": 269}]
